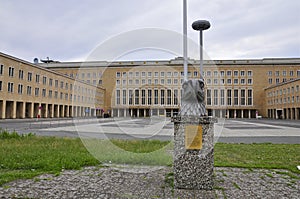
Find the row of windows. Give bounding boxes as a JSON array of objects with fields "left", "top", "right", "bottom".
[
  {"left": 115, "top": 89, "right": 179, "bottom": 106},
  {"left": 65, "top": 72, "right": 103, "bottom": 79},
  {"left": 268, "top": 70, "right": 300, "bottom": 77},
  {"left": 268, "top": 78, "right": 298, "bottom": 85},
  {"left": 267, "top": 85, "right": 300, "bottom": 97},
  {"left": 1, "top": 65, "right": 97, "bottom": 94},
  {"left": 115, "top": 88, "right": 253, "bottom": 107},
  {"left": 116, "top": 70, "right": 253, "bottom": 78},
  {"left": 206, "top": 89, "right": 253, "bottom": 106},
  {"left": 1, "top": 81, "right": 95, "bottom": 103},
  {"left": 268, "top": 96, "right": 300, "bottom": 105},
  {"left": 116, "top": 78, "right": 253, "bottom": 86}
]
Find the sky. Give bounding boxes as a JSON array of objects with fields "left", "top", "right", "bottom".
[{"left": 0, "top": 0, "right": 299, "bottom": 62}]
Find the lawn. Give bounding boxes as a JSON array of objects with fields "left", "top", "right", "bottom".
[{"left": 0, "top": 130, "right": 299, "bottom": 185}]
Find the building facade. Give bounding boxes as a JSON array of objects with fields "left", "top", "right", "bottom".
[
  {"left": 0, "top": 52, "right": 105, "bottom": 119},
  {"left": 265, "top": 79, "right": 300, "bottom": 120},
  {"left": 42, "top": 57, "right": 300, "bottom": 120}
]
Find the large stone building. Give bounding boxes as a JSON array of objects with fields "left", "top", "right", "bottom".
[
  {"left": 41, "top": 57, "right": 300, "bottom": 120},
  {"left": 0, "top": 51, "right": 299, "bottom": 120},
  {"left": 0, "top": 52, "right": 105, "bottom": 119}
]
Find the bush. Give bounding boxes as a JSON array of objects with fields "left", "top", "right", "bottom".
[{"left": 0, "top": 129, "right": 35, "bottom": 139}]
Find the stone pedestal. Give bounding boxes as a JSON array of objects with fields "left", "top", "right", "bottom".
[{"left": 172, "top": 116, "right": 216, "bottom": 190}]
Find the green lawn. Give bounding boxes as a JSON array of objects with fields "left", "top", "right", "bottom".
[{"left": 0, "top": 130, "right": 299, "bottom": 185}]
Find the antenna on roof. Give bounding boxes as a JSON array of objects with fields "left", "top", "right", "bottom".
[{"left": 33, "top": 58, "right": 39, "bottom": 64}]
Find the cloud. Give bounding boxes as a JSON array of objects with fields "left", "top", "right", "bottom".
[{"left": 0, "top": 0, "right": 299, "bottom": 62}]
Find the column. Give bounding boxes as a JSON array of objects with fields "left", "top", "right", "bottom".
[
  {"left": 124, "top": 109, "right": 127, "bottom": 117},
  {"left": 248, "top": 110, "right": 251, "bottom": 119},
  {"left": 226, "top": 109, "right": 229, "bottom": 118},
  {"left": 117, "top": 109, "right": 120, "bottom": 117},
  {"left": 144, "top": 109, "right": 146, "bottom": 118},
  {"left": 22, "top": 102, "right": 26, "bottom": 118},
  {"left": 137, "top": 109, "right": 139, "bottom": 117},
  {"left": 234, "top": 109, "right": 236, "bottom": 119},
  {"left": 12, "top": 101, "right": 17, "bottom": 119},
  {"left": 241, "top": 110, "right": 244, "bottom": 119},
  {"left": 1, "top": 100, "right": 6, "bottom": 119}
]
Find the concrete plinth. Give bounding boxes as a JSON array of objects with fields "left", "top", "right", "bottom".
[{"left": 172, "top": 116, "right": 216, "bottom": 190}]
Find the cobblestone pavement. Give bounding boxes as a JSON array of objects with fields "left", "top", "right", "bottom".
[{"left": 0, "top": 165, "right": 299, "bottom": 199}]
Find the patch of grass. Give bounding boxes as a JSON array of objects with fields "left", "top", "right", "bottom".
[
  {"left": 81, "top": 138, "right": 173, "bottom": 166},
  {"left": 214, "top": 143, "right": 300, "bottom": 174},
  {"left": 0, "top": 135, "right": 99, "bottom": 186}
]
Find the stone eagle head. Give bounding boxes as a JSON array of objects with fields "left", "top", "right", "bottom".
[{"left": 181, "top": 79, "right": 205, "bottom": 104}]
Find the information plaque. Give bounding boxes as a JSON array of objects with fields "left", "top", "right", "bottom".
[{"left": 185, "top": 125, "right": 203, "bottom": 150}]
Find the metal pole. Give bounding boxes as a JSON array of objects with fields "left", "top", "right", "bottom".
[
  {"left": 183, "top": 0, "right": 188, "bottom": 81},
  {"left": 199, "top": 30, "right": 203, "bottom": 79}
]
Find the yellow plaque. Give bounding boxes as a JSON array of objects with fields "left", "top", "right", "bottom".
[{"left": 185, "top": 125, "right": 203, "bottom": 150}]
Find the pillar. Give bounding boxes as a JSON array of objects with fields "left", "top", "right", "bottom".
[
  {"left": 248, "top": 110, "right": 251, "bottom": 119},
  {"left": 241, "top": 110, "right": 244, "bottom": 118},
  {"left": 1, "top": 100, "right": 6, "bottom": 119},
  {"left": 22, "top": 102, "right": 26, "bottom": 118},
  {"left": 137, "top": 109, "right": 139, "bottom": 117},
  {"left": 12, "top": 101, "right": 17, "bottom": 119},
  {"left": 117, "top": 109, "right": 120, "bottom": 117},
  {"left": 234, "top": 109, "right": 237, "bottom": 119}
]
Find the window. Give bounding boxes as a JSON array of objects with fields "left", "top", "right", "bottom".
[
  {"left": 116, "top": 80, "right": 120, "bottom": 85},
  {"left": 220, "top": 79, "right": 225, "bottom": 85},
  {"left": 142, "top": 72, "right": 146, "bottom": 77},
  {"left": 135, "top": 79, "right": 139, "bottom": 85},
  {"left": 214, "top": 79, "right": 218, "bottom": 85},
  {"left": 160, "top": 79, "right": 164, "bottom": 85},
  {"left": 35, "top": 88, "right": 39, "bottom": 96},
  {"left": 28, "top": 72, "right": 32, "bottom": 81},
  {"left": 135, "top": 90, "right": 139, "bottom": 105},
  {"left": 18, "top": 84, "right": 23, "bottom": 94},
  {"left": 268, "top": 78, "right": 272, "bottom": 84},
  {"left": 122, "top": 90, "right": 126, "bottom": 105},
  {"left": 154, "top": 79, "right": 158, "bottom": 85},
  {"left": 247, "top": 78, "right": 252, "bottom": 85},
  {"left": 60, "top": 92, "right": 63, "bottom": 99},
  {"left": 234, "top": 89, "right": 238, "bottom": 105},
  {"left": 148, "top": 90, "right": 152, "bottom": 105},
  {"left": 128, "top": 80, "right": 133, "bottom": 85},
  {"left": 275, "top": 71, "right": 280, "bottom": 76},
  {"left": 290, "top": 71, "right": 294, "bottom": 76},
  {"left": 241, "top": 79, "right": 245, "bottom": 84},
  {"left": 206, "top": 89, "right": 212, "bottom": 105},
  {"left": 154, "top": 72, "right": 158, "bottom": 77},
  {"left": 207, "top": 79, "right": 211, "bottom": 85},
  {"left": 129, "top": 72, "right": 133, "bottom": 77},
  {"left": 141, "top": 90, "right": 146, "bottom": 105},
  {"left": 167, "top": 90, "right": 172, "bottom": 105},
  {"left": 234, "top": 79, "right": 238, "bottom": 84},
  {"left": 248, "top": 89, "right": 253, "bottom": 105},
  {"left": 161, "top": 90, "right": 165, "bottom": 105},
  {"left": 98, "top": 80, "right": 102, "bottom": 85},
  {"left": 93, "top": 72, "right": 97, "bottom": 78},
  {"left": 282, "top": 71, "right": 287, "bottom": 76},
  {"left": 268, "top": 71, "right": 272, "bottom": 76},
  {"left": 220, "top": 71, "right": 225, "bottom": 77},
  {"left": 8, "top": 67, "right": 14, "bottom": 77},
  {"left": 154, "top": 89, "right": 159, "bottom": 104},
  {"left": 247, "top": 71, "right": 252, "bottom": 76},
  {"left": 142, "top": 79, "right": 146, "bottom": 85},
  {"left": 148, "top": 72, "right": 152, "bottom": 77},
  {"left": 8, "top": 82, "right": 13, "bottom": 93},
  {"left": 129, "top": 90, "right": 133, "bottom": 105},
  {"left": 55, "top": 91, "right": 58, "bottom": 99},
  {"left": 174, "top": 89, "right": 178, "bottom": 105},
  {"left": 214, "top": 89, "right": 218, "bottom": 105},
  {"left": 148, "top": 79, "right": 151, "bottom": 84},
  {"left": 42, "top": 76, "right": 47, "bottom": 85},
  {"left": 116, "top": 72, "right": 120, "bottom": 78},
  {"left": 42, "top": 89, "right": 46, "bottom": 97},
  {"left": 220, "top": 89, "right": 225, "bottom": 106},
  {"left": 241, "top": 89, "right": 246, "bottom": 105},
  {"left": 207, "top": 71, "right": 211, "bottom": 77},
  {"left": 161, "top": 72, "right": 165, "bottom": 77},
  {"left": 135, "top": 72, "right": 139, "bottom": 77},
  {"left": 49, "top": 90, "right": 52, "bottom": 98},
  {"left": 27, "top": 86, "right": 32, "bottom": 95},
  {"left": 0, "top": 81, "right": 2, "bottom": 91},
  {"left": 227, "top": 71, "right": 231, "bottom": 76},
  {"left": 0, "top": 64, "right": 3, "bottom": 75},
  {"left": 297, "top": 70, "right": 300, "bottom": 77},
  {"left": 49, "top": 78, "right": 53, "bottom": 86},
  {"left": 167, "top": 79, "right": 171, "bottom": 85},
  {"left": 275, "top": 78, "right": 280, "bottom": 84},
  {"left": 227, "top": 89, "right": 232, "bottom": 106},
  {"left": 36, "top": 74, "right": 40, "bottom": 83},
  {"left": 227, "top": 79, "right": 232, "bottom": 84},
  {"left": 19, "top": 70, "right": 24, "bottom": 79},
  {"left": 116, "top": 90, "right": 120, "bottom": 105},
  {"left": 234, "top": 71, "right": 238, "bottom": 76},
  {"left": 174, "top": 79, "right": 178, "bottom": 85},
  {"left": 214, "top": 71, "right": 218, "bottom": 77},
  {"left": 60, "top": 81, "right": 64, "bottom": 88},
  {"left": 240, "top": 71, "right": 245, "bottom": 76}
]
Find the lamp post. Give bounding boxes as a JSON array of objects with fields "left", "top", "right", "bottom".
[{"left": 192, "top": 20, "right": 210, "bottom": 79}]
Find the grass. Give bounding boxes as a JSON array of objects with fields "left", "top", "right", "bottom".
[
  {"left": 214, "top": 143, "right": 300, "bottom": 174},
  {"left": 0, "top": 130, "right": 299, "bottom": 186}
]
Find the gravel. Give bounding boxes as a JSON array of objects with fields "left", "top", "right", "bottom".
[{"left": 0, "top": 165, "right": 299, "bottom": 199}]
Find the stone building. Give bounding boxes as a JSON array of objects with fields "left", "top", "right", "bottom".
[
  {"left": 0, "top": 52, "right": 105, "bottom": 119},
  {"left": 265, "top": 78, "right": 300, "bottom": 120},
  {"left": 42, "top": 57, "right": 300, "bottom": 120}
]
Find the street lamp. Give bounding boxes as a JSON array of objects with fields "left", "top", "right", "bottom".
[{"left": 192, "top": 20, "right": 210, "bottom": 80}]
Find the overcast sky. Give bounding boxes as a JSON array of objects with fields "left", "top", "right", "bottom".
[{"left": 0, "top": 0, "right": 299, "bottom": 62}]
